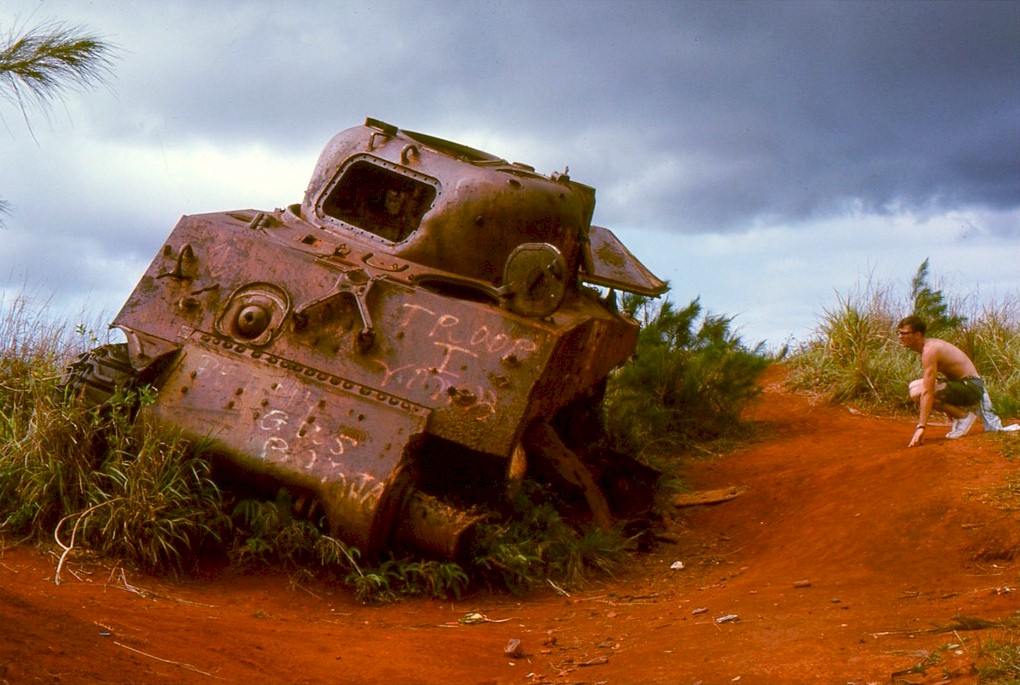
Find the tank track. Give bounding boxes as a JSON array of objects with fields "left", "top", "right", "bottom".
[{"left": 61, "top": 343, "right": 137, "bottom": 407}]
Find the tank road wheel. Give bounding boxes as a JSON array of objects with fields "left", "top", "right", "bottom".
[{"left": 61, "top": 343, "right": 137, "bottom": 408}]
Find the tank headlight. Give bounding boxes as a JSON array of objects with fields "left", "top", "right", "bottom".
[
  {"left": 215, "top": 283, "right": 291, "bottom": 346},
  {"left": 236, "top": 304, "right": 271, "bottom": 339}
]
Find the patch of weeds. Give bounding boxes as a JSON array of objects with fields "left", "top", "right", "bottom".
[
  {"left": 470, "top": 481, "right": 633, "bottom": 595},
  {"left": 995, "top": 433, "right": 1020, "bottom": 462},
  {"left": 225, "top": 497, "right": 472, "bottom": 603},
  {"left": 979, "top": 641, "right": 1020, "bottom": 683},
  {"left": 997, "top": 474, "right": 1020, "bottom": 514},
  {"left": 895, "top": 647, "right": 943, "bottom": 678},
  {"left": 227, "top": 491, "right": 323, "bottom": 571},
  {"left": 949, "top": 613, "right": 1018, "bottom": 684},
  {"left": 977, "top": 624, "right": 1020, "bottom": 684},
  {"left": 983, "top": 436, "right": 1020, "bottom": 513},
  {"left": 313, "top": 534, "right": 468, "bottom": 604},
  {"left": 346, "top": 557, "right": 469, "bottom": 604}
]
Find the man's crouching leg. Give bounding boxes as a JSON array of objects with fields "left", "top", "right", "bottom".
[{"left": 908, "top": 379, "right": 923, "bottom": 405}]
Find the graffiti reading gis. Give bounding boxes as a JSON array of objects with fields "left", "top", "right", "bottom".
[{"left": 257, "top": 402, "right": 360, "bottom": 474}]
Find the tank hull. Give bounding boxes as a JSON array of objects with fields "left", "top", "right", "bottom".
[{"left": 86, "top": 119, "right": 666, "bottom": 558}]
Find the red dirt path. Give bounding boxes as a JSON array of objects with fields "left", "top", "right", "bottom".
[{"left": 2, "top": 367, "right": 1018, "bottom": 685}]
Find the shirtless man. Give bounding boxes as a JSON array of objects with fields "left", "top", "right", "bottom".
[{"left": 897, "top": 315, "right": 983, "bottom": 447}]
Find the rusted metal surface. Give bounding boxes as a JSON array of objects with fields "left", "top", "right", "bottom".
[
  {"left": 522, "top": 421, "right": 613, "bottom": 531},
  {"left": 86, "top": 118, "right": 668, "bottom": 559}
]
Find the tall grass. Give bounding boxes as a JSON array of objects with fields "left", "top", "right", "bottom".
[
  {"left": 1, "top": 296, "right": 227, "bottom": 573},
  {"left": 786, "top": 282, "right": 915, "bottom": 408},
  {"left": 959, "top": 300, "right": 1020, "bottom": 418},
  {"left": 0, "top": 296, "right": 97, "bottom": 535},
  {"left": 788, "top": 264, "right": 1020, "bottom": 419}
]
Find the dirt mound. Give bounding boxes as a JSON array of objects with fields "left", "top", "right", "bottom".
[{"left": 2, "top": 366, "right": 1017, "bottom": 684}]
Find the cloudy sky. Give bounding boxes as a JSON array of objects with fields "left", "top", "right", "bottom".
[{"left": 2, "top": 0, "right": 1018, "bottom": 348}]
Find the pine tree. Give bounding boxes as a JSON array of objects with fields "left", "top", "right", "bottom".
[{"left": 909, "top": 258, "right": 965, "bottom": 334}]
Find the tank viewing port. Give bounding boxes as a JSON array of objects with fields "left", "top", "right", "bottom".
[{"left": 319, "top": 158, "right": 438, "bottom": 243}]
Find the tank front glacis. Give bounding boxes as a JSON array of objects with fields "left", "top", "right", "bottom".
[{"left": 106, "top": 118, "right": 666, "bottom": 559}]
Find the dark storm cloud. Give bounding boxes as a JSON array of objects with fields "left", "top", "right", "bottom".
[
  {"left": 78, "top": 0, "right": 1015, "bottom": 236},
  {"left": 561, "top": 0, "right": 1020, "bottom": 233},
  {"left": 3, "top": 0, "right": 1018, "bottom": 347}
]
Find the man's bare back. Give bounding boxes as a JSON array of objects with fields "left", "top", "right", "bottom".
[{"left": 920, "top": 338, "right": 979, "bottom": 382}]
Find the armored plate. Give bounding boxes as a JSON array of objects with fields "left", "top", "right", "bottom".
[
  {"left": 583, "top": 225, "right": 668, "bottom": 296},
  {"left": 141, "top": 336, "right": 430, "bottom": 555}
]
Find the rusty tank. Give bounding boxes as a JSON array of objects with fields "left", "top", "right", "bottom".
[{"left": 65, "top": 118, "right": 668, "bottom": 560}]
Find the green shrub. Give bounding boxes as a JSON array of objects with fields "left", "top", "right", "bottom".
[
  {"left": 910, "top": 258, "right": 966, "bottom": 335},
  {"left": 603, "top": 295, "right": 769, "bottom": 461}
]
